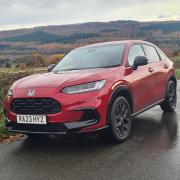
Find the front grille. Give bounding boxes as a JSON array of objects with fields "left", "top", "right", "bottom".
[{"left": 10, "top": 98, "right": 61, "bottom": 115}]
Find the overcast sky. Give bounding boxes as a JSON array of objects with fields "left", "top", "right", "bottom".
[{"left": 0, "top": 0, "right": 180, "bottom": 31}]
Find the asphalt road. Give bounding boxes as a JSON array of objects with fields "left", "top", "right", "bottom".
[{"left": 0, "top": 81, "right": 180, "bottom": 180}]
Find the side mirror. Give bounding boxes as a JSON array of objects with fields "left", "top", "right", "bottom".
[
  {"left": 48, "top": 64, "right": 56, "bottom": 72},
  {"left": 133, "top": 56, "right": 148, "bottom": 70}
]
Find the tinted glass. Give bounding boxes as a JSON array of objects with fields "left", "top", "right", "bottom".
[
  {"left": 53, "top": 44, "right": 125, "bottom": 71},
  {"left": 142, "top": 44, "right": 160, "bottom": 63},
  {"left": 128, "top": 44, "right": 145, "bottom": 66},
  {"left": 156, "top": 48, "right": 167, "bottom": 60}
]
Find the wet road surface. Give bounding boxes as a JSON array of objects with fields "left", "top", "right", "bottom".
[{"left": 0, "top": 81, "right": 179, "bottom": 180}]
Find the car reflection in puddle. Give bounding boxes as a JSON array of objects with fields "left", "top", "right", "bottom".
[{"left": 132, "top": 111, "right": 178, "bottom": 152}]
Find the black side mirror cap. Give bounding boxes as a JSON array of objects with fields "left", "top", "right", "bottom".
[
  {"left": 133, "top": 56, "right": 148, "bottom": 70},
  {"left": 48, "top": 64, "right": 56, "bottom": 72}
]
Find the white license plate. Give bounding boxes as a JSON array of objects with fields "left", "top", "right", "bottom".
[{"left": 17, "top": 115, "right": 47, "bottom": 125}]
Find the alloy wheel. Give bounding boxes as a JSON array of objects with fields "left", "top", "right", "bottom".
[{"left": 110, "top": 97, "right": 132, "bottom": 141}]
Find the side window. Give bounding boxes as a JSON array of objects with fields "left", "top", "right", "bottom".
[
  {"left": 128, "top": 44, "right": 145, "bottom": 66},
  {"left": 142, "top": 44, "right": 160, "bottom": 63},
  {"left": 156, "top": 48, "right": 167, "bottom": 60}
]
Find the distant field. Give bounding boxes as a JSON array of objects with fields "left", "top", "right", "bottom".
[{"left": 0, "top": 67, "right": 46, "bottom": 73}]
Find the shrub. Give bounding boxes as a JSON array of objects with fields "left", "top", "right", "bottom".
[{"left": 19, "top": 63, "right": 27, "bottom": 70}]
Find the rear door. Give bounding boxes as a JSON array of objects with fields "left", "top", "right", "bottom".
[
  {"left": 155, "top": 47, "right": 170, "bottom": 100},
  {"left": 142, "top": 44, "right": 166, "bottom": 102},
  {"left": 127, "top": 44, "right": 157, "bottom": 113}
]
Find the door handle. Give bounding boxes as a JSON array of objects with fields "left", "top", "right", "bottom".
[
  {"left": 164, "top": 64, "right": 169, "bottom": 69},
  {"left": 148, "top": 67, "right": 154, "bottom": 72}
]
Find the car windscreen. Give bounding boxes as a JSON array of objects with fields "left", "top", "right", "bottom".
[{"left": 52, "top": 44, "right": 125, "bottom": 71}]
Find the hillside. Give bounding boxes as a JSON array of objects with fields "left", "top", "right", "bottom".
[
  {"left": 0, "top": 20, "right": 139, "bottom": 39},
  {"left": 1, "top": 20, "right": 180, "bottom": 39},
  {"left": 0, "top": 31, "right": 99, "bottom": 43},
  {"left": 0, "top": 20, "right": 180, "bottom": 63}
]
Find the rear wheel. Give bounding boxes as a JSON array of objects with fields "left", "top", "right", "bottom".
[
  {"left": 160, "top": 80, "right": 177, "bottom": 112},
  {"left": 106, "top": 96, "right": 132, "bottom": 143}
]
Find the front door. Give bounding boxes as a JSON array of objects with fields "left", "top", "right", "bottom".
[{"left": 127, "top": 44, "right": 157, "bottom": 113}]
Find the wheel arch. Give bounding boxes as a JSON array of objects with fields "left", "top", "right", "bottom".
[
  {"left": 169, "top": 75, "right": 177, "bottom": 88},
  {"left": 106, "top": 85, "right": 133, "bottom": 125}
]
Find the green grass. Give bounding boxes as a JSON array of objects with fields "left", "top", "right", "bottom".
[
  {"left": 170, "top": 56, "right": 180, "bottom": 61},
  {"left": 176, "top": 69, "right": 180, "bottom": 79},
  {"left": 0, "top": 108, "right": 10, "bottom": 137}
]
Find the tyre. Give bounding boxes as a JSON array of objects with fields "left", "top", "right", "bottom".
[
  {"left": 106, "top": 96, "right": 132, "bottom": 143},
  {"left": 160, "top": 80, "right": 177, "bottom": 112}
]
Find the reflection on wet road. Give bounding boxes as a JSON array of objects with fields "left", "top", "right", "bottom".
[{"left": 0, "top": 81, "right": 179, "bottom": 180}]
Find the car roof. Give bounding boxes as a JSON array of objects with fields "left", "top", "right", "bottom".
[{"left": 76, "top": 40, "right": 155, "bottom": 50}]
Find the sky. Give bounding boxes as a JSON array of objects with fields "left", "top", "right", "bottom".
[{"left": 0, "top": 0, "right": 180, "bottom": 31}]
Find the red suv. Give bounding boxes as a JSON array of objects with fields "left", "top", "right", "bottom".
[{"left": 4, "top": 40, "right": 177, "bottom": 143}]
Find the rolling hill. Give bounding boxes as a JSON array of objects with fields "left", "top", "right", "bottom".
[
  {"left": 0, "top": 31, "right": 99, "bottom": 43},
  {"left": 0, "top": 20, "right": 179, "bottom": 60}
]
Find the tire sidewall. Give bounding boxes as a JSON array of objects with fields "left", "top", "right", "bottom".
[
  {"left": 109, "top": 96, "right": 132, "bottom": 143},
  {"left": 167, "top": 80, "right": 177, "bottom": 109}
]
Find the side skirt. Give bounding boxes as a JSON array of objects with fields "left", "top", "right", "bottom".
[{"left": 132, "top": 99, "right": 165, "bottom": 117}]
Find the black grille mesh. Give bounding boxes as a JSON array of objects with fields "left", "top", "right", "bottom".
[{"left": 10, "top": 98, "right": 61, "bottom": 115}]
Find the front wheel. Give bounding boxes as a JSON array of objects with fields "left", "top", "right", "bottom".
[
  {"left": 107, "top": 96, "right": 132, "bottom": 143},
  {"left": 160, "top": 80, "right": 177, "bottom": 112}
]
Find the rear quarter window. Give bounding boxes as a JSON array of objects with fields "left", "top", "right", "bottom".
[
  {"left": 156, "top": 47, "right": 167, "bottom": 60},
  {"left": 142, "top": 44, "right": 160, "bottom": 63}
]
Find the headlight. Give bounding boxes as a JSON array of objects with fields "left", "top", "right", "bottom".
[
  {"left": 62, "top": 80, "right": 106, "bottom": 94},
  {"left": 7, "top": 88, "right": 13, "bottom": 96}
]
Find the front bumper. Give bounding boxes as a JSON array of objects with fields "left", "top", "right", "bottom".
[
  {"left": 6, "top": 119, "right": 99, "bottom": 135},
  {"left": 5, "top": 108, "right": 102, "bottom": 134}
]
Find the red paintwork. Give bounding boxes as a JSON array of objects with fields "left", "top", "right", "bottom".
[{"left": 5, "top": 40, "right": 176, "bottom": 133}]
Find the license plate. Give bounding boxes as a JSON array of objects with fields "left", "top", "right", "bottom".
[{"left": 17, "top": 115, "right": 47, "bottom": 125}]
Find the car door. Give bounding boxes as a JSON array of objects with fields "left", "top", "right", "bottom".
[
  {"left": 127, "top": 44, "right": 157, "bottom": 113},
  {"left": 154, "top": 47, "right": 170, "bottom": 100},
  {"left": 141, "top": 44, "right": 166, "bottom": 102}
]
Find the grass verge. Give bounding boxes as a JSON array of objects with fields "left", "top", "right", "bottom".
[
  {"left": 0, "top": 108, "right": 10, "bottom": 137},
  {"left": 0, "top": 68, "right": 46, "bottom": 142}
]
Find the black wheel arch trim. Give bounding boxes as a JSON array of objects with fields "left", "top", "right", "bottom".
[
  {"left": 168, "top": 75, "right": 177, "bottom": 88},
  {"left": 164, "top": 74, "right": 177, "bottom": 99},
  {"left": 106, "top": 85, "right": 133, "bottom": 126}
]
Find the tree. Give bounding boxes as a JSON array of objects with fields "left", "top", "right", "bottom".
[{"left": 5, "top": 62, "right": 11, "bottom": 68}]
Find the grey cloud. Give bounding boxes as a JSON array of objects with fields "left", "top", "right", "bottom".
[{"left": 0, "top": 0, "right": 60, "bottom": 7}]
